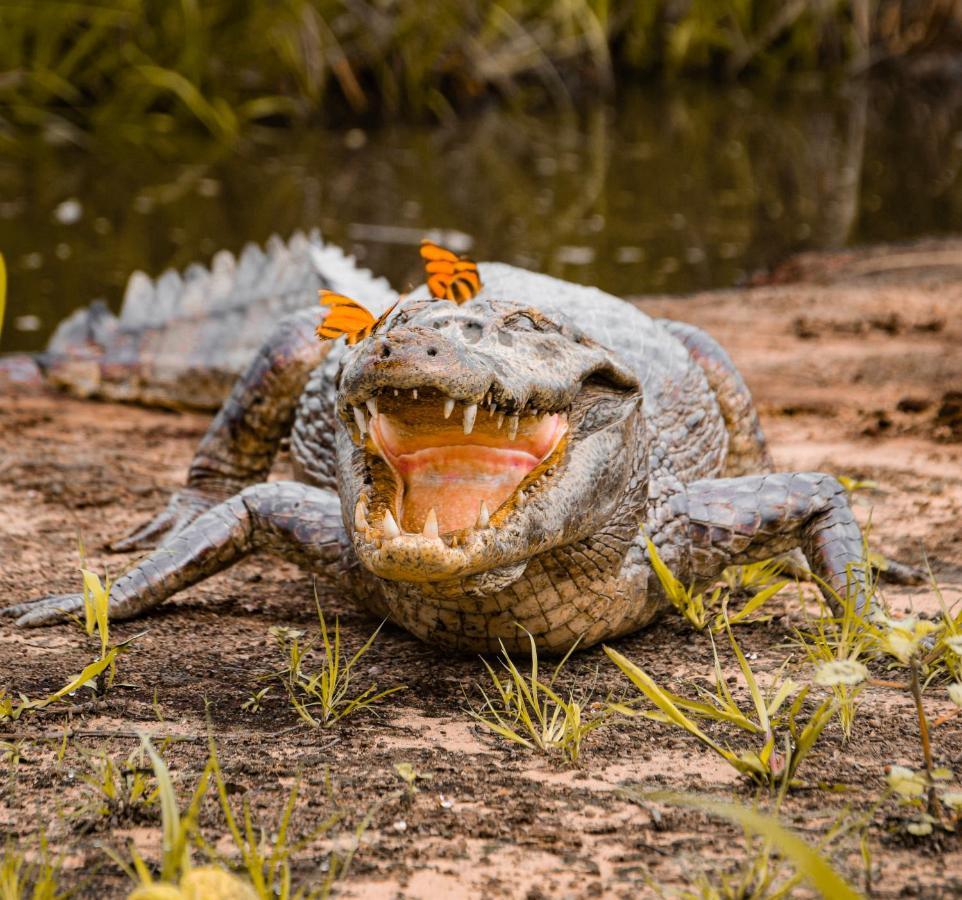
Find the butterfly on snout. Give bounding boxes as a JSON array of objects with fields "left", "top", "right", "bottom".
[
  {"left": 419, "top": 239, "right": 482, "bottom": 304},
  {"left": 315, "top": 239, "right": 482, "bottom": 345},
  {"left": 316, "top": 291, "right": 399, "bottom": 345}
]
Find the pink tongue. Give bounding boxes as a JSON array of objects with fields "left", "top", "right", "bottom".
[{"left": 396, "top": 447, "right": 537, "bottom": 533}]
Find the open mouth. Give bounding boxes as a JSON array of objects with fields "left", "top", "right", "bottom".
[{"left": 345, "top": 389, "right": 568, "bottom": 542}]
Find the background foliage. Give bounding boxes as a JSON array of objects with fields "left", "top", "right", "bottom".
[{"left": 0, "top": 0, "right": 959, "bottom": 142}]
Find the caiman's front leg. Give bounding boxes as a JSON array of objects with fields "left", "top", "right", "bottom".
[
  {"left": 2, "top": 483, "right": 348, "bottom": 626},
  {"left": 668, "top": 472, "right": 870, "bottom": 613},
  {"left": 113, "top": 309, "right": 328, "bottom": 550}
]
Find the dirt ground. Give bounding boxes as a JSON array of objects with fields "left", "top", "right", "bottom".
[{"left": 1, "top": 240, "right": 962, "bottom": 898}]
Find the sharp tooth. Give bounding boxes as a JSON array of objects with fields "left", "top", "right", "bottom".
[
  {"left": 366, "top": 397, "right": 377, "bottom": 417},
  {"left": 393, "top": 388, "right": 399, "bottom": 396},
  {"left": 443, "top": 397, "right": 455, "bottom": 419},
  {"left": 423, "top": 508, "right": 439, "bottom": 539},
  {"left": 353, "top": 406, "right": 367, "bottom": 435},
  {"left": 354, "top": 501, "right": 369, "bottom": 531},
  {"left": 476, "top": 500, "right": 490, "bottom": 529},
  {"left": 382, "top": 509, "right": 400, "bottom": 540},
  {"left": 496, "top": 413, "right": 505, "bottom": 429},
  {"left": 531, "top": 408, "right": 539, "bottom": 418},
  {"left": 463, "top": 403, "right": 478, "bottom": 434},
  {"left": 507, "top": 415, "right": 519, "bottom": 440},
  {"left": 412, "top": 388, "right": 418, "bottom": 399}
]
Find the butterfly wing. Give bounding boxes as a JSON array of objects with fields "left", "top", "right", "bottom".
[
  {"left": 316, "top": 291, "right": 377, "bottom": 345},
  {"left": 371, "top": 298, "right": 400, "bottom": 335},
  {"left": 420, "top": 239, "right": 482, "bottom": 304}
]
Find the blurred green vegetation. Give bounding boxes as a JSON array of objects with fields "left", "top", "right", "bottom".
[
  {"left": 3, "top": 79, "right": 962, "bottom": 354},
  {"left": 0, "top": 1, "right": 958, "bottom": 143}
]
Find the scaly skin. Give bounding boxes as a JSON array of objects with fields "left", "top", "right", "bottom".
[
  {"left": 7, "top": 262, "right": 873, "bottom": 652},
  {"left": 40, "top": 231, "right": 393, "bottom": 411}
]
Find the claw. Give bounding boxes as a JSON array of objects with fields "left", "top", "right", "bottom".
[
  {"left": 1, "top": 594, "right": 84, "bottom": 627},
  {"left": 873, "top": 556, "right": 927, "bottom": 586}
]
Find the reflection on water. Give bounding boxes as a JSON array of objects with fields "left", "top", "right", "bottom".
[{"left": 2, "top": 80, "right": 962, "bottom": 353}]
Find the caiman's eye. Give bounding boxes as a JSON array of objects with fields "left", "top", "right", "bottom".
[
  {"left": 507, "top": 313, "right": 537, "bottom": 331},
  {"left": 504, "top": 311, "right": 559, "bottom": 333}
]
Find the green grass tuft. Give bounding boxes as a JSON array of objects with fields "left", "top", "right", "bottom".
[
  {"left": 471, "top": 631, "right": 611, "bottom": 763},
  {"left": 266, "top": 600, "right": 405, "bottom": 728}
]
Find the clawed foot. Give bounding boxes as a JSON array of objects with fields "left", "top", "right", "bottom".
[
  {"left": 0, "top": 593, "right": 84, "bottom": 627},
  {"left": 771, "top": 549, "right": 926, "bottom": 587},
  {"left": 111, "top": 487, "right": 221, "bottom": 551},
  {"left": 873, "top": 556, "right": 927, "bottom": 586}
]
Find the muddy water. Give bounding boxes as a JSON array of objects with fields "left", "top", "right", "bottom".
[{"left": 2, "top": 79, "right": 961, "bottom": 354}]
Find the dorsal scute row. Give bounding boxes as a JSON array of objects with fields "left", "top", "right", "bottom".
[{"left": 117, "top": 229, "right": 394, "bottom": 330}]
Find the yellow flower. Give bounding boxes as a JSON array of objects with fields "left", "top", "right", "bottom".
[
  {"left": 128, "top": 868, "right": 257, "bottom": 900},
  {"left": 181, "top": 868, "right": 258, "bottom": 900},
  {"left": 814, "top": 660, "right": 869, "bottom": 687}
]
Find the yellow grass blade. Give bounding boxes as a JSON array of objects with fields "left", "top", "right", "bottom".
[
  {"left": 724, "top": 621, "right": 770, "bottom": 736},
  {"left": 140, "top": 736, "right": 189, "bottom": 882},
  {"left": 643, "top": 792, "right": 861, "bottom": 900},
  {"left": 725, "top": 579, "right": 788, "bottom": 626},
  {"left": 645, "top": 538, "right": 686, "bottom": 605},
  {"left": 605, "top": 646, "right": 728, "bottom": 756},
  {"left": 37, "top": 649, "right": 119, "bottom": 706}
]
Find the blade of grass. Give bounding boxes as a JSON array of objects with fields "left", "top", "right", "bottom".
[{"left": 641, "top": 791, "right": 862, "bottom": 900}]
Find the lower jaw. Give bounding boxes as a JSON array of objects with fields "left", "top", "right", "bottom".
[{"left": 395, "top": 449, "right": 537, "bottom": 533}]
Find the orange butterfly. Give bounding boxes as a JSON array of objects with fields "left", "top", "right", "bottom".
[
  {"left": 316, "top": 290, "right": 398, "bottom": 345},
  {"left": 420, "top": 239, "right": 482, "bottom": 304}
]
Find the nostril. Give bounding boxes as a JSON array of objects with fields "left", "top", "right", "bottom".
[
  {"left": 427, "top": 347, "right": 438, "bottom": 357},
  {"left": 381, "top": 346, "right": 391, "bottom": 358}
]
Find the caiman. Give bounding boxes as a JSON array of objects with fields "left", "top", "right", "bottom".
[{"left": 3, "top": 234, "right": 892, "bottom": 652}]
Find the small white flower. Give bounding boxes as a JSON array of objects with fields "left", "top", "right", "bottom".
[
  {"left": 814, "top": 660, "right": 869, "bottom": 687},
  {"left": 945, "top": 636, "right": 962, "bottom": 655},
  {"left": 940, "top": 791, "right": 962, "bottom": 811},
  {"left": 877, "top": 617, "right": 938, "bottom": 666},
  {"left": 906, "top": 820, "right": 933, "bottom": 836},
  {"left": 887, "top": 765, "right": 927, "bottom": 799},
  {"left": 948, "top": 683, "right": 962, "bottom": 708}
]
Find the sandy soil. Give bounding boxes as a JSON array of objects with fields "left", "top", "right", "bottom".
[{"left": 1, "top": 240, "right": 962, "bottom": 898}]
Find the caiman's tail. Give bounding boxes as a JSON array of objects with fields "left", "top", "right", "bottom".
[{"left": 38, "top": 230, "right": 395, "bottom": 411}]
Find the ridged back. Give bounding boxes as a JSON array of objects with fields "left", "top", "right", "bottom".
[{"left": 44, "top": 230, "right": 395, "bottom": 410}]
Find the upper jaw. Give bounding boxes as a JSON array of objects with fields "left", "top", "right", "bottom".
[{"left": 337, "top": 378, "right": 574, "bottom": 442}]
